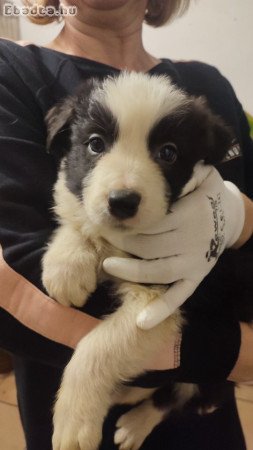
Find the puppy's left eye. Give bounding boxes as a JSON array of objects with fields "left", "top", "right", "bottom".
[
  {"left": 86, "top": 135, "right": 106, "bottom": 154},
  {"left": 157, "top": 143, "right": 178, "bottom": 163}
]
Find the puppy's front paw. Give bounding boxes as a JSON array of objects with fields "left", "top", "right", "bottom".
[
  {"left": 53, "top": 381, "right": 102, "bottom": 450},
  {"left": 114, "top": 400, "right": 164, "bottom": 450},
  {"left": 53, "top": 421, "right": 101, "bottom": 450},
  {"left": 42, "top": 250, "right": 98, "bottom": 307}
]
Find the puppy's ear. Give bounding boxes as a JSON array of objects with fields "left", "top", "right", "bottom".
[
  {"left": 45, "top": 96, "right": 76, "bottom": 157},
  {"left": 204, "top": 116, "right": 234, "bottom": 165},
  {"left": 45, "top": 78, "right": 103, "bottom": 158},
  {"left": 190, "top": 97, "right": 234, "bottom": 165}
]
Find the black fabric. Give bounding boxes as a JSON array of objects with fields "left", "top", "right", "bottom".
[
  {"left": 0, "top": 39, "right": 252, "bottom": 450},
  {"left": 12, "top": 356, "right": 246, "bottom": 450},
  {"left": 130, "top": 316, "right": 241, "bottom": 388},
  {"left": 13, "top": 356, "right": 62, "bottom": 450},
  {"left": 0, "top": 39, "right": 252, "bottom": 361},
  {"left": 101, "top": 391, "right": 246, "bottom": 450},
  {"left": 0, "top": 309, "right": 73, "bottom": 368},
  {"left": 178, "top": 315, "right": 241, "bottom": 383}
]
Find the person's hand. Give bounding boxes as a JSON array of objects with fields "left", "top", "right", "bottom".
[{"left": 103, "top": 167, "right": 245, "bottom": 329}]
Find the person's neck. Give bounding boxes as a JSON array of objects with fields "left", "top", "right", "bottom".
[{"left": 46, "top": 4, "right": 160, "bottom": 72}]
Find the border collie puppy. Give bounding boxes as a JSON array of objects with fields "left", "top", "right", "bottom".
[{"left": 42, "top": 73, "right": 234, "bottom": 450}]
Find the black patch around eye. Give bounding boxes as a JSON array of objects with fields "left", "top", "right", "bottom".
[
  {"left": 148, "top": 101, "right": 231, "bottom": 203},
  {"left": 148, "top": 109, "right": 210, "bottom": 202},
  {"left": 87, "top": 136, "right": 106, "bottom": 154},
  {"left": 64, "top": 99, "right": 118, "bottom": 199},
  {"left": 87, "top": 101, "right": 119, "bottom": 140},
  {"left": 148, "top": 114, "right": 193, "bottom": 201},
  {"left": 73, "top": 101, "right": 118, "bottom": 155}
]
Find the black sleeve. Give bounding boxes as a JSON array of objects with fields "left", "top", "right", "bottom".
[
  {"left": 214, "top": 68, "right": 253, "bottom": 197},
  {"left": 237, "top": 104, "right": 253, "bottom": 198},
  {"left": 176, "top": 60, "right": 253, "bottom": 194},
  {"left": 0, "top": 45, "right": 73, "bottom": 367},
  {"left": 219, "top": 69, "right": 253, "bottom": 198}
]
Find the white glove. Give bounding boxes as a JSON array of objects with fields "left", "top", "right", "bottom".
[{"left": 103, "top": 168, "right": 245, "bottom": 329}]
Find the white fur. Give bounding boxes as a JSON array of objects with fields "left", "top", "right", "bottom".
[
  {"left": 42, "top": 73, "right": 206, "bottom": 450},
  {"left": 101, "top": 73, "right": 188, "bottom": 136},
  {"left": 83, "top": 147, "right": 169, "bottom": 234},
  {"left": 83, "top": 74, "right": 189, "bottom": 235},
  {"left": 114, "top": 399, "right": 166, "bottom": 450},
  {"left": 52, "top": 284, "right": 182, "bottom": 450},
  {"left": 112, "top": 386, "right": 156, "bottom": 405}
]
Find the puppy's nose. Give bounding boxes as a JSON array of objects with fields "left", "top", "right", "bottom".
[{"left": 108, "top": 190, "right": 141, "bottom": 219}]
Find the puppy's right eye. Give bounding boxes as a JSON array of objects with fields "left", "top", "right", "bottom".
[
  {"left": 157, "top": 143, "right": 178, "bottom": 163},
  {"left": 86, "top": 135, "right": 106, "bottom": 154}
]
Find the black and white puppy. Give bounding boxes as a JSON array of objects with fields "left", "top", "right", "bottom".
[{"left": 42, "top": 73, "right": 234, "bottom": 450}]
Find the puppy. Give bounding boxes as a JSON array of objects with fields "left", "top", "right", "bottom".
[{"left": 42, "top": 73, "right": 234, "bottom": 450}]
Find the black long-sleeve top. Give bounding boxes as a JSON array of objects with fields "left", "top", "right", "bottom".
[{"left": 0, "top": 38, "right": 252, "bottom": 369}]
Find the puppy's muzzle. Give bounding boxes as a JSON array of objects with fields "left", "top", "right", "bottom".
[{"left": 108, "top": 190, "right": 141, "bottom": 220}]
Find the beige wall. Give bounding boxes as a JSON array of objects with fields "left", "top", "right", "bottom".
[
  {"left": 143, "top": 0, "right": 253, "bottom": 113},
  {"left": 19, "top": 0, "right": 253, "bottom": 113}
]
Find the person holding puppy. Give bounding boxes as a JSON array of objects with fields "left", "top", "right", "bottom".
[{"left": 0, "top": 1, "right": 252, "bottom": 449}]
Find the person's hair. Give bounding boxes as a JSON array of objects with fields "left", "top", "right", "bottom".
[
  {"left": 22, "top": 0, "right": 191, "bottom": 26},
  {"left": 145, "top": 0, "right": 191, "bottom": 27}
]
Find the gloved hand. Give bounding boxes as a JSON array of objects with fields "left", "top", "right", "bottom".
[{"left": 103, "top": 168, "right": 245, "bottom": 329}]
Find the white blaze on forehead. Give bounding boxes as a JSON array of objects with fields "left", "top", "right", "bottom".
[{"left": 96, "top": 72, "right": 188, "bottom": 142}]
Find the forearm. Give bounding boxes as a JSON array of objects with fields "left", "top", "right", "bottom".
[
  {"left": 228, "top": 322, "right": 253, "bottom": 383},
  {"left": 233, "top": 194, "right": 253, "bottom": 249},
  {"left": 228, "top": 195, "right": 253, "bottom": 381}
]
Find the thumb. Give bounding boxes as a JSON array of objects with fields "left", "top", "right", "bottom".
[
  {"left": 103, "top": 256, "right": 143, "bottom": 282},
  {"left": 136, "top": 279, "right": 197, "bottom": 330}
]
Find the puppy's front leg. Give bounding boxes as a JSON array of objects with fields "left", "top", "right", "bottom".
[
  {"left": 53, "top": 283, "right": 182, "bottom": 450},
  {"left": 42, "top": 223, "right": 99, "bottom": 307}
]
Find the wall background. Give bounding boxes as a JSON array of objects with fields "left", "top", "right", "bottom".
[{"left": 19, "top": 0, "right": 253, "bottom": 113}]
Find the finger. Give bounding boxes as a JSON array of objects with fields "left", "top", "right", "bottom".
[
  {"left": 139, "top": 213, "right": 178, "bottom": 235},
  {"left": 103, "top": 256, "right": 187, "bottom": 284},
  {"left": 102, "top": 231, "right": 183, "bottom": 259},
  {"left": 137, "top": 280, "right": 197, "bottom": 329},
  {"left": 101, "top": 231, "right": 135, "bottom": 253}
]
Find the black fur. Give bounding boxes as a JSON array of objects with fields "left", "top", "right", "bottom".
[
  {"left": 46, "top": 78, "right": 118, "bottom": 198},
  {"left": 148, "top": 97, "right": 233, "bottom": 201}
]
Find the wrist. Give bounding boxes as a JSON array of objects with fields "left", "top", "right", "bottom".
[
  {"left": 232, "top": 194, "right": 253, "bottom": 249},
  {"left": 228, "top": 323, "right": 253, "bottom": 382},
  {"left": 224, "top": 182, "right": 245, "bottom": 248}
]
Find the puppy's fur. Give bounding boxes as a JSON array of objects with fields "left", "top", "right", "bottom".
[{"left": 42, "top": 73, "right": 243, "bottom": 450}]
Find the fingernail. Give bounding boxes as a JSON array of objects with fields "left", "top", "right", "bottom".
[
  {"left": 137, "top": 310, "right": 159, "bottom": 330},
  {"left": 136, "top": 310, "right": 149, "bottom": 329},
  {"left": 103, "top": 258, "right": 117, "bottom": 272}
]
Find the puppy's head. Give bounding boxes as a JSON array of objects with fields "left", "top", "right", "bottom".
[{"left": 46, "top": 73, "right": 233, "bottom": 234}]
